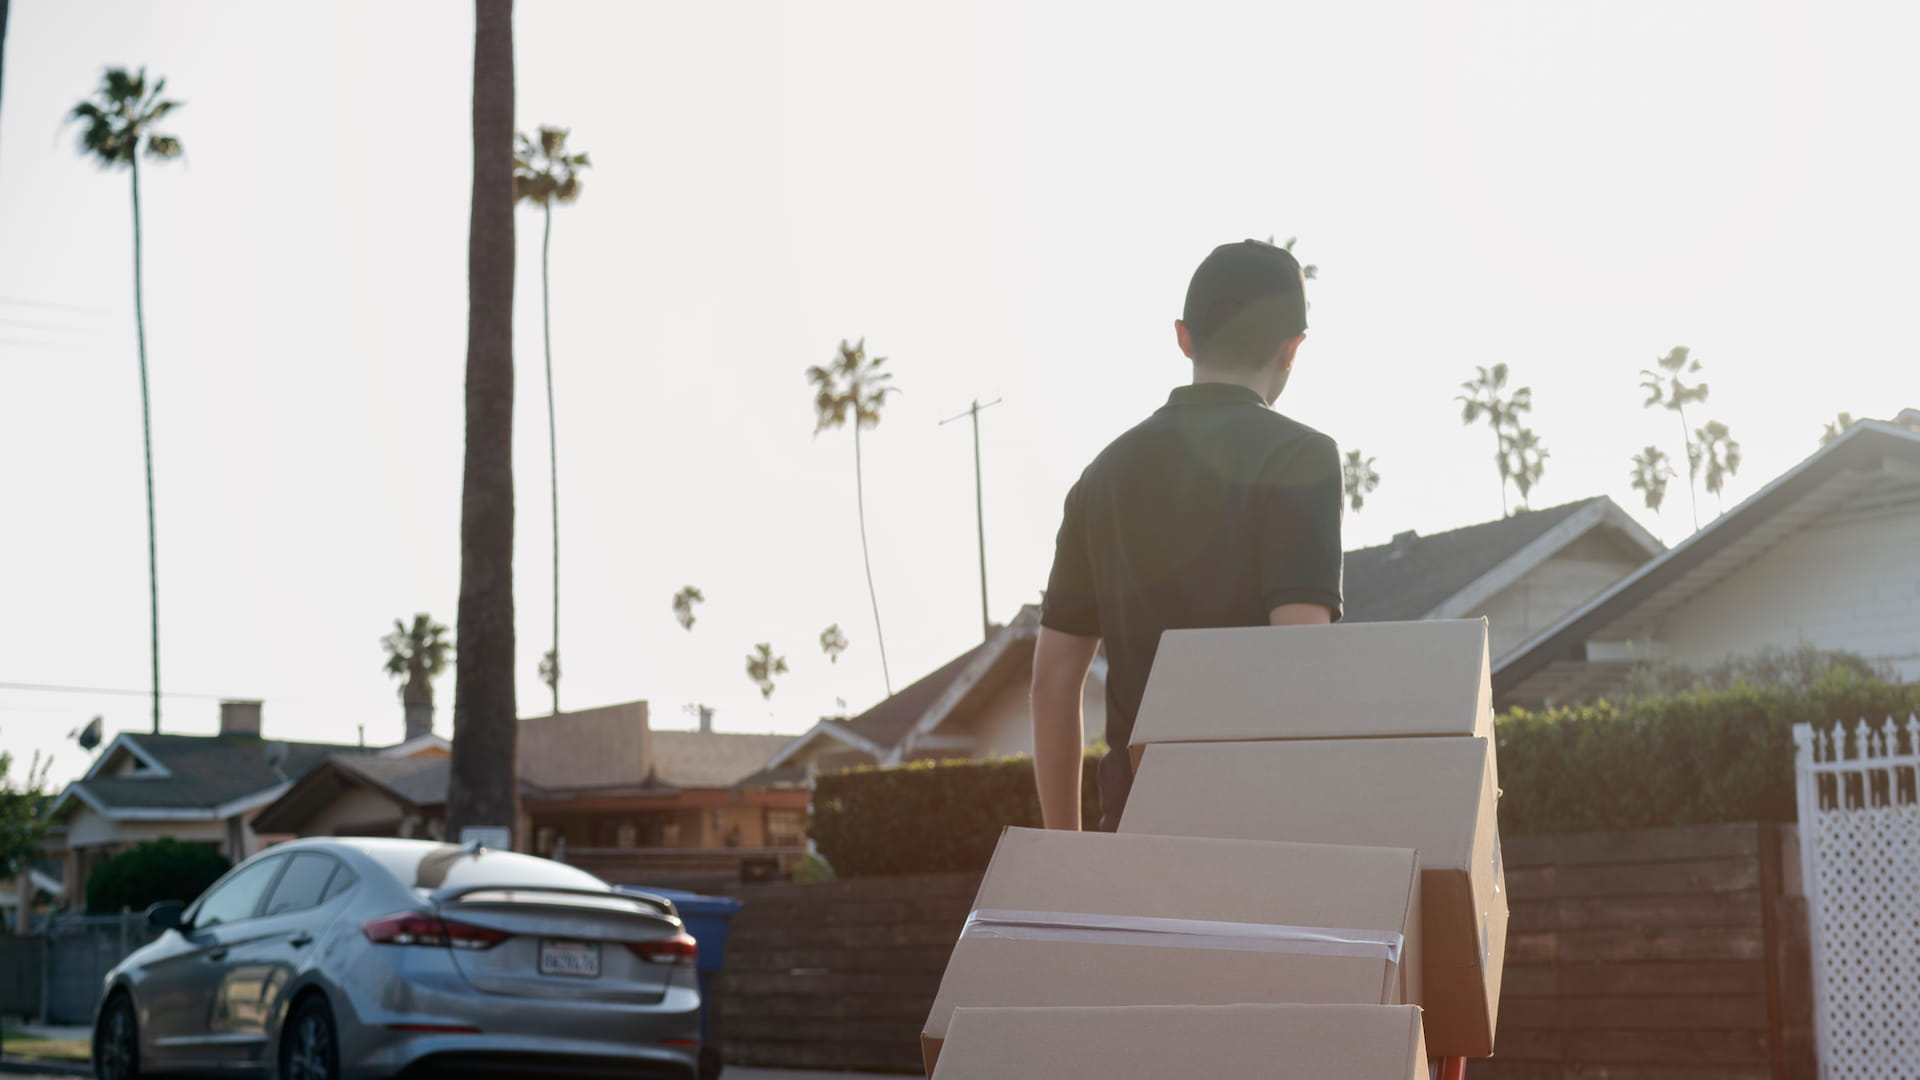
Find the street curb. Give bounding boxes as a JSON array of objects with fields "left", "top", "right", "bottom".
[{"left": 0, "top": 1056, "right": 93, "bottom": 1076}]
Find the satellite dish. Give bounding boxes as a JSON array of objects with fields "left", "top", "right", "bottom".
[{"left": 75, "top": 716, "right": 103, "bottom": 751}]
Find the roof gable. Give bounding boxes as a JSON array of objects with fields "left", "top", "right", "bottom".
[
  {"left": 1493, "top": 417, "right": 1920, "bottom": 704},
  {"left": 1344, "top": 498, "right": 1629, "bottom": 622}
]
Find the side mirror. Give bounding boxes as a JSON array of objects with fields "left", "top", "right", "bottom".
[{"left": 146, "top": 900, "right": 185, "bottom": 931}]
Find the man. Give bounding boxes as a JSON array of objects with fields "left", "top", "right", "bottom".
[{"left": 1032, "top": 238, "right": 1344, "bottom": 831}]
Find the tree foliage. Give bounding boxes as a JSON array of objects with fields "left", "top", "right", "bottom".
[
  {"left": 819, "top": 623, "right": 849, "bottom": 663},
  {"left": 0, "top": 750, "right": 51, "bottom": 879},
  {"left": 86, "top": 837, "right": 231, "bottom": 914},
  {"left": 1629, "top": 445, "right": 1675, "bottom": 512},
  {"left": 745, "top": 642, "right": 788, "bottom": 700},
  {"left": 1821, "top": 412, "right": 1858, "bottom": 447},
  {"left": 382, "top": 614, "right": 451, "bottom": 707},
  {"left": 1638, "top": 346, "right": 1736, "bottom": 529},
  {"left": 67, "top": 67, "right": 183, "bottom": 169},
  {"left": 672, "top": 585, "right": 704, "bottom": 631},
  {"left": 1341, "top": 449, "right": 1380, "bottom": 512},
  {"left": 1456, "top": 363, "right": 1540, "bottom": 515}
]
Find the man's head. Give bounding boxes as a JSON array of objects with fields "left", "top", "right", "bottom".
[{"left": 1175, "top": 239, "right": 1309, "bottom": 403}]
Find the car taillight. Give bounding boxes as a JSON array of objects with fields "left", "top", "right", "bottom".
[
  {"left": 629, "top": 932, "right": 697, "bottom": 967},
  {"left": 363, "top": 912, "right": 509, "bottom": 951}
]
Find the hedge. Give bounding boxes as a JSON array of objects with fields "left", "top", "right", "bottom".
[
  {"left": 87, "top": 837, "right": 232, "bottom": 914},
  {"left": 810, "top": 753, "right": 1101, "bottom": 878},
  {"left": 810, "top": 673, "right": 1918, "bottom": 875}
]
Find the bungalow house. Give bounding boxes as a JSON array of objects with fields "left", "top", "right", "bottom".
[
  {"left": 251, "top": 701, "right": 808, "bottom": 885},
  {"left": 1494, "top": 411, "right": 1920, "bottom": 708},
  {"left": 759, "top": 495, "right": 1663, "bottom": 777},
  {"left": 43, "top": 701, "right": 447, "bottom": 905}
]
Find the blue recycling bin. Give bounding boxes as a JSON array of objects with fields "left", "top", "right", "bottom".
[{"left": 619, "top": 886, "right": 742, "bottom": 1079}]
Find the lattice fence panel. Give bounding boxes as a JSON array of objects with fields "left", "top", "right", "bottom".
[{"left": 1795, "top": 716, "right": 1920, "bottom": 1079}]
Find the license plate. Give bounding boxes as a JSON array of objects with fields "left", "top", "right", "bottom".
[{"left": 538, "top": 940, "right": 600, "bottom": 978}]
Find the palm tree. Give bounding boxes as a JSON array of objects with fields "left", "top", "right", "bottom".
[
  {"left": 819, "top": 623, "right": 848, "bottom": 663},
  {"left": 382, "top": 615, "right": 452, "bottom": 738},
  {"left": 1693, "top": 420, "right": 1742, "bottom": 514},
  {"left": 808, "top": 339, "right": 899, "bottom": 695},
  {"left": 512, "top": 125, "right": 589, "bottom": 716},
  {"left": 671, "top": 585, "right": 704, "bottom": 631},
  {"left": 1456, "top": 363, "right": 1532, "bottom": 516},
  {"left": 1341, "top": 450, "right": 1380, "bottom": 512},
  {"left": 448, "top": 0, "right": 520, "bottom": 845},
  {"left": 1268, "top": 235, "right": 1318, "bottom": 279},
  {"left": 745, "top": 643, "right": 788, "bottom": 700},
  {"left": 1639, "top": 346, "right": 1710, "bottom": 530},
  {"left": 1505, "top": 426, "right": 1549, "bottom": 511},
  {"left": 67, "top": 67, "right": 184, "bottom": 734},
  {"left": 1629, "top": 446, "right": 1674, "bottom": 513},
  {"left": 1821, "top": 412, "right": 1858, "bottom": 446}
]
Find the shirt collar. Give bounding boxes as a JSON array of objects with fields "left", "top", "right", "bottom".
[{"left": 1166, "top": 382, "right": 1266, "bottom": 408}]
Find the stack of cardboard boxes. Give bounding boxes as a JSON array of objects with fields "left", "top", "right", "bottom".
[{"left": 923, "top": 619, "right": 1506, "bottom": 1078}]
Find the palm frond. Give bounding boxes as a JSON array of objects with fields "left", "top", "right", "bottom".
[{"left": 144, "top": 134, "right": 183, "bottom": 160}]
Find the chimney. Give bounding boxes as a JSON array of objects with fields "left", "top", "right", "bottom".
[
  {"left": 404, "top": 702, "right": 434, "bottom": 742},
  {"left": 219, "top": 700, "right": 263, "bottom": 739},
  {"left": 1388, "top": 530, "right": 1419, "bottom": 559},
  {"left": 697, "top": 706, "right": 715, "bottom": 734}
]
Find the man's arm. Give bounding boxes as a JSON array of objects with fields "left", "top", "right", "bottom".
[{"left": 1031, "top": 626, "right": 1101, "bottom": 830}]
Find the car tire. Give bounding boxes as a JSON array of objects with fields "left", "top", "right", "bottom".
[
  {"left": 93, "top": 992, "right": 144, "bottom": 1080},
  {"left": 699, "top": 1044, "right": 724, "bottom": 1080},
  {"left": 278, "top": 995, "right": 340, "bottom": 1080}
]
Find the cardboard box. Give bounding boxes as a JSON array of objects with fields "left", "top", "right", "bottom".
[
  {"left": 921, "top": 828, "right": 1422, "bottom": 1074},
  {"left": 1128, "top": 619, "right": 1492, "bottom": 769},
  {"left": 932, "top": 1004, "right": 1429, "bottom": 1080},
  {"left": 1119, "top": 736, "right": 1507, "bottom": 1058}
]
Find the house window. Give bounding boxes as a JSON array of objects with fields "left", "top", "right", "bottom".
[
  {"left": 615, "top": 823, "right": 638, "bottom": 849},
  {"left": 767, "top": 809, "right": 805, "bottom": 848}
]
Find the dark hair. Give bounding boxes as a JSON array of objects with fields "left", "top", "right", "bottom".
[{"left": 1184, "top": 240, "right": 1307, "bottom": 371}]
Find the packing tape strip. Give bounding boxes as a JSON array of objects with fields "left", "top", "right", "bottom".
[{"left": 961, "top": 909, "right": 1402, "bottom": 963}]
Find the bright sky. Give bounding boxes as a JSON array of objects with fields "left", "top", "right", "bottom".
[{"left": 3, "top": 1, "right": 1915, "bottom": 788}]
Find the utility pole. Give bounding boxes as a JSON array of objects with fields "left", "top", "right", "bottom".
[{"left": 940, "top": 398, "right": 1002, "bottom": 640}]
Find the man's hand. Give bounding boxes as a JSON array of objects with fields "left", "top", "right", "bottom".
[
  {"left": 1031, "top": 626, "right": 1100, "bottom": 830},
  {"left": 1270, "top": 603, "right": 1333, "bottom": 626}
]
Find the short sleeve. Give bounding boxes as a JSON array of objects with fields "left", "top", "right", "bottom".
[
  {"left": 1040, "top": 480, "right": 1102, "bottom": 637},
  {"left": 1253, "top": 433, "right": 1345, "bottom": 620}
]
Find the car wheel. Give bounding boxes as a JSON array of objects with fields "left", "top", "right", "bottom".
[
  {"left": 93, "top": 992, "right": 143, "bottom": 1080},
  {"left": 279, "top": 996, "right": 340, "bottom": 1080},
  {"left": 699, "top": 1044, "right": 724, "bottom": 1080}
]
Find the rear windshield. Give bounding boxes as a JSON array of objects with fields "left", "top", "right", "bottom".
[{"left": 362, "top": 844, "right": 611, "bottom": 894}]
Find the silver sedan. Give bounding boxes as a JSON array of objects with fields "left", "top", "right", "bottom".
[{"left": 90, "top": 837, "right": 702, "bottom": 1079}]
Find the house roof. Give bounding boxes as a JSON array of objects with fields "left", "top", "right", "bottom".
[
  {"left": 1493, "top": 415, "right": 1920, "bottom": 706},
  {"left": 1343, "top": 497, "right": 1638, "bottom": 622},
  {"left": 58, "top": 733, "right": 374, "bottom": 819},
  {"left": 648, "top": 731, "right": 795, "bottom": 788},
  {"left": 838, "top": 638, "right": 998, "bottom": 749},
  {"left": 252, "top": 712, "right": 794, "bottom": 834}
]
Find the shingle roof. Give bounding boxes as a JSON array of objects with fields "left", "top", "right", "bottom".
[
  {"left": 1342, "top": 498, "right": 1605, "bottom": 623},
  {"left": 838, "top": 639, "right": 997, "bottom": 749},
  {"left": 647, "top": 731, "right": 794, "bottom": 788},
  {"left": 74, "top": 734, "right": 371, "bottom": 811},
  {"left": 333, "top": 754, "right": 452, "bottom": 806}
]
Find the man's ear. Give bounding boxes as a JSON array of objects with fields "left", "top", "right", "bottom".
[
  {"left": 1175, "top": 320, "right": 1197, "bottom": 360},
  {"left": 1278, "top": 333, "right": 1305, "bottom": 370}
]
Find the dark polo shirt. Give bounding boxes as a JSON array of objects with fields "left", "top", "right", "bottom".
[{"left": 1040, "top": 382, "right": 1344, "bottom": 829}]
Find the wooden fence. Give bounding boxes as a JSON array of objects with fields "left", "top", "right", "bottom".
[{"left": 712, "top": 822, "right": 1812, "bottom": 1077}]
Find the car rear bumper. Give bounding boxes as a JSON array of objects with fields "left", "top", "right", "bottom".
[{"left": 333, "top": 952, "right": 701, "bottom": 1080}]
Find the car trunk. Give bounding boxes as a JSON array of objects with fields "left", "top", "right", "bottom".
[{"left": 436, "top": 889, "right": 686, "bottom": 1004}]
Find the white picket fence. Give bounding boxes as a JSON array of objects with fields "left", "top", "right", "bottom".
[{"left": 1793, "top": 715, "right": 1920, "bottom": 1079}]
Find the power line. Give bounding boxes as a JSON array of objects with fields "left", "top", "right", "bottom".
[
  {"left": 0, "top": 296, "right": 102, "bottom": 314},
  {"left": 0, "top": 680, "right": 230, "bottom": 701},
  {"left": 0, "top": 337, "right": 82, "bottom": 353}
]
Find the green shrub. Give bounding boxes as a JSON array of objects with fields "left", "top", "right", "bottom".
[
  {"left": 811, "top": 753, "right": 1102, "bottom": 877},
  {"left": 807, "top": 675, "right": 1918, "bottom": 871},
  {"left": 1496, "top": 672, "right": 1918, "bottom": 836},
  {"left": 87, "top": 837, "right": 231, "bottom": 914}
]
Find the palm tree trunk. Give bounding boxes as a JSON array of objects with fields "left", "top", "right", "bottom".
[
  {"left": 1491, "top": 424, "right": 1508, "bottom": 518},
  {"left": 449, "top": 0, "right": 520, "bottom": 845},
  {"left": 541, "top": 201, "right": 558, "bottom": 716},
  {"left": 1677, "top": 405, "right": 1698, "bottom": 531},
  {"left": 853, "top": 422, "right": 893, "bottom": 696},
  {"left": 131, "top": 154, "right": 160, "bottom": 735}
]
